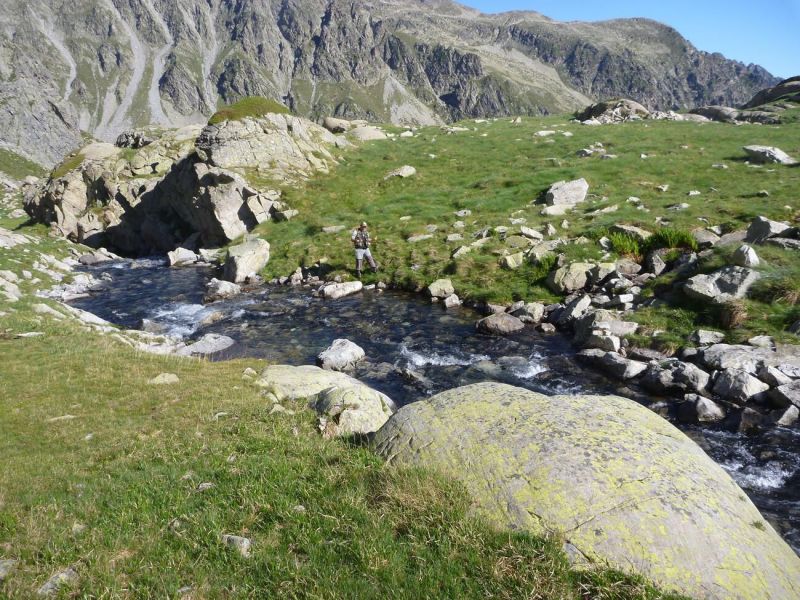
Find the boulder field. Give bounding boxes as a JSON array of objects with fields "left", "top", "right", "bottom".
[{"left": 372, "top": 382, "right": 800, "bottom": 600}]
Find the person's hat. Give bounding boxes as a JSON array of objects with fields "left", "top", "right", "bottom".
[{"left": 360, "top": 221, "right": 367, "bottom": 227}]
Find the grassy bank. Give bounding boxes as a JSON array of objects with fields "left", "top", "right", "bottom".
[
  {"left": 251, "top": 116, "right": 800, "bottom": 346},
  {"left": 0, "top": 217, "right": 680, "bottom": 596}
]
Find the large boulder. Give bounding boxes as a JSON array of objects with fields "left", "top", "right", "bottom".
[
  {"left": 256, "top": 365, "right": 394, "bottom": 436},
  {"left": 372, "top": 383, "right": 800, "bottom": 599},
  {"left": 476, "top": 313, "right": 525, "bottom": 335},
  {"left": 642, "top": 359, "right": 710, "bottom": 395},
  {"left": 746, "top": 216, "right": 792, "bottom": 243},
  {"left": 743, "top": 145, "right": 797, "bottom": 166},
  {"left": 316, "top": 339, "right": 366, "bottom": 371},
  {"left": 683, "top": 266, "right": 760, "bottom": 304},
  {"left": 222, "top": 239, "right": 270, "bottom": 283},
  {"left": 543, "top": 178, "right": 589, "bottom": 210},
  {"left": 196, "top": 114, "right": 339, "bottom": 179},
  {"left": 743, "top": 77, "right": 800, "bottom": 108},
  {"left": 427, "top": 278, "right": 454, "bottom": 299},
  {"left": 576, "top": 99, "right": 650, "bottom": 123}
]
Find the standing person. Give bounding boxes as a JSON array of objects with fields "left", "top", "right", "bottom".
[{"left": 351, "top": 221, "right": 378, "bottom": 278}]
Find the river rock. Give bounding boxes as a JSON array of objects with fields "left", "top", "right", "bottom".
[
  {"left": 690, "top": 330, "right": 725, "bottom": 345},
  {"left": 177, "top": 334, "right": 235, "bottom": 356},
  {"left": 777, "top": 405, "right": 800, "bottom": 427},
  {"left": 372, "top": 382, "right": 800, "bottom": 600},
  {"left": 683, "top": 266, "right": 760, "bottom": 304},
  {"left": 557, "top": 294, "right": 592, "bottom": 326},
  {"left": 322, "top": 281, "right": 363, "bottom": 300},
  {"left": 222, "top": 239, "right": 270, "bottom": 283},
  {"left": 443, "top": 294, "right": 461, "bottom": 309},
  {"left": 314, "top": 385, "right": 394, "bottom": 437},
  {"left": 758, "top": 366, "right": 793, "bottom": 388},
  {"left": 746, "top": 216, "right": 791, "bottom": 243},
  {"left": 713, "top": 368, "right": 770, "bottom": 403},
  {"left": 476, "top": 313, "right": 525, "bottom": 335},
  {"left": 677, "top": 394, "right": 726, "bottom": 424},
  {"left": 511, "top": 302, "right": 545, "bottom": 324},
  {"left": 167, "top": 247, "right": 198, "bottom": 267},
  {"left": 743, "top": 145, "right": 798, "bottom": 165},
  {"left": 769, "top": 381, "right": 800, "bottom": 409},
  {"left": 316, "top": 339, "right": 365, "bottom": 371},
  {"left": 204, "top": 278, "right": 241, "bottom": 302},
  {"left": 642, "top": 359, "right": 710, "bottom": 395},
  {"left": 547, "top": 262, "right": 593, "bottom": 294},
  {"left": 585, "top": 332, "right": 620, "bottom": 352},
  {"left": 578, "top": 349, "right": 648, "bottom": 380},
  {"left": 700, "top": 344, "right": 774, "bottom": 374},
  {"left": 427, "top": 278, "right": 454, "bottom": 299}
]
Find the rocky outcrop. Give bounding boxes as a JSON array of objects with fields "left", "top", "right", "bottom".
[
  {"left": 24, "top": 114, "right": 340, "bottom": 255},
  {"left": 575, "top": 99, "right": 649, "bottom": 123},
  {"left": 0, "top": 0, "right": 776, "bottom": 166},
  {"left": 372, "top": 382, "right": 800, "bottom": 599},
  {"left": 743, "top": 77, "right": 800, "bottom": 109}
]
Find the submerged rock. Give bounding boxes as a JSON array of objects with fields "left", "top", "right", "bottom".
[{"left": 372, "top": 382, "right": 800, "bottom": 600}]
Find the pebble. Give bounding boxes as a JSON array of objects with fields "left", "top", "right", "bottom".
[
  {"left": 221, "top": 534, "right": 252, "bottom": 557},
  {"left": 36, "top": 567, "right": 78, "bottom": 596},
  {"left": 269, "top": 404, "right": 295, "bottom": 416},
  {"left": 196, "top": 482, "right": 214, "bottom": 492},
  {"left": 0, "top": 559, "right": 18, "bottom": 582}
]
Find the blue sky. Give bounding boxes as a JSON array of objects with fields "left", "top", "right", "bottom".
[{"left": 460, "top": 1, "right": 799, "bottom": 79}]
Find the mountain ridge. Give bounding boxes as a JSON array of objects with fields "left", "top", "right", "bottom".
[{"left": 0, "top": 0, "right": 778, "bottom": 166}]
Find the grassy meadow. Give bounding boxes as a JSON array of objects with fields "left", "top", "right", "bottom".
[
  {"left": 252, "top": 115, "right": 800, "bottom": 350},
  {"left": 0, "top": 198, "right": 682, "bottom": 596}
]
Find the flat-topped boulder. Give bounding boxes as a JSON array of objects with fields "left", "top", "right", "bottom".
[
  {"left": 372, "top": 383, "right": 800, "bottom": 600},
  {"left": 222, "top": 239, "right": 270, "bottom": 283},
  {"left": 684, "top": 266, "right": 760, "bottom": 304},
  {"left": 743, "top": 145, "right": 797, "bottom": 165}
]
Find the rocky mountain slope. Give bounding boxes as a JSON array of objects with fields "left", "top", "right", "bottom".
[{"left": 1, "top": 0, "right": 777, "bottom": 167}]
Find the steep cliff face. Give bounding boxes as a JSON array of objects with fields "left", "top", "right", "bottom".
[{"left": 1, "top": 0, "right": 778, "bottom": 167}]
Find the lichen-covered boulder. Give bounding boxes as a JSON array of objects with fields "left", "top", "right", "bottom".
[
  {"left": 372, "top": 382, "right": 800, "bottom": 600},
  {"left": 256, "top": 365, "right": 395, "bottom": 436}
]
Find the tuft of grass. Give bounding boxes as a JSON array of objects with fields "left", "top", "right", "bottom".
[
  {"left": 49, "top": 153, "right": 85, "bottom": 180},
  {"left": 608, "top": 232, "right": 641, "bottom": 260},
  {"left": 643, "top": 228, "right": 698, "bottom": 254},
  {"left": 209, "top": 97, "right": 291, "bottom": 125},
  {"left": 0, "top": 148, "right": 46, "bottom": 180}
]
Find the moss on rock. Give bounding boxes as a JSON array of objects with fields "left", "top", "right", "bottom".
[{"left": 372, "top": 382, "right": 800, "bottom": 599}]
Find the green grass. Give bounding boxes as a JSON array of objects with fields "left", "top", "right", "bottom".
[
  {"left": 50, "top": 153, "right": 85, "bottom": 180},
  {"left": 249, "top": 116, "right": 799, "bottom": 319},
  {"left": 0, "top": 148, "right": 46, "bottom": 180},
  {"left": 209, "top": 97, "right": 291, "bottom": 125},
  {"left": 0, "top": 235, "right": 682, "bottom": 598}
]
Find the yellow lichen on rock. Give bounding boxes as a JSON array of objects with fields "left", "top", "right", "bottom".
[{"left": 372, "top": 382, "right": 800, "bottom": 599}]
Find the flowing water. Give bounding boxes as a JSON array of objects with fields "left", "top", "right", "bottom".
[{"left": 70, "top": 259, "right": 800, "bottom": 553}]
